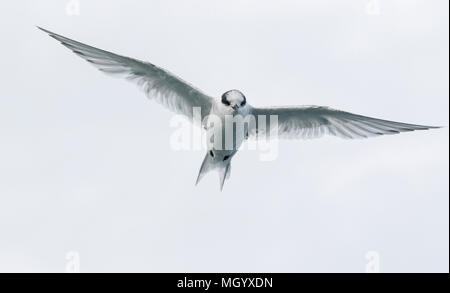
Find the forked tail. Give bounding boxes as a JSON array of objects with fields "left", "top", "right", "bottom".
[{"left": 196, "top": 153, "right": 231, "bottom": 191}]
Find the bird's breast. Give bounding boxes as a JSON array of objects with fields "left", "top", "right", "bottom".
[{"left": 205, "top": 110, "right": 247, "bottom": 152}]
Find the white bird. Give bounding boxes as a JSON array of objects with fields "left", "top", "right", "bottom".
[{"left": 38, "top": 27, "right": 440, "bottom": 190}]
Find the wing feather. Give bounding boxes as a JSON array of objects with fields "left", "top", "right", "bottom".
[
  {"left": 38, "top": 27, "right": 214, "bottom": 122},
  {"left": 250, "top": 106, "right": 439, "bottom": 139}
]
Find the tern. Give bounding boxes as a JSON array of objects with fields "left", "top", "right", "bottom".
[{"left": 38, "top": 27, "right": 440, "bottom": 190}]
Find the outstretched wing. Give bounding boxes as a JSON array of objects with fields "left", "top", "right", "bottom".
[
  {"left": 38, "top": 27, "right": 214, "bottom": 122},
  {"left": 250, "top": 106, "right": 439, "bottom": 139}
]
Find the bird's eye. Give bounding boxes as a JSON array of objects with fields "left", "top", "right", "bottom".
[
  {"left": 241, "top": 95, "right": 246, "bottom": 106},
  {"left": 209, "top": 150, "right": 214, "bottom": 157},
  {"left": 221, "top": 95, "right": 230, "bottom": 106},
  {"left": 223, "top": 155, "right": 230, "bottom": 161}
]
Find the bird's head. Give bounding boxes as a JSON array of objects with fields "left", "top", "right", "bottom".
[{"left": 221, "top": 89, "right": 247, "bottom": 112}]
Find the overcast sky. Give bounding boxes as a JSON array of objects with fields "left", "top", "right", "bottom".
[{"left": 0, "top": 0, "right": 448, "bottom": 272}]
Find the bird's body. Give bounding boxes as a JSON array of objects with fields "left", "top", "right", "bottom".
[
  {"left": 39, "top": 27, "right": 440, "bottom": 190},
  {"left": 197, "top": 90, "right": 251, "bottom": 189}
]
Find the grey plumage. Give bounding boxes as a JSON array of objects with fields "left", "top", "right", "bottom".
[
  {"left": 250, "top": 106, "right": 439, "bottom": 140},
  {"left": 39, "top": 27, "right": 440, "bottom": 191}
]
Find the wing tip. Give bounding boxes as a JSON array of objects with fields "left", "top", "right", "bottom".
[
  {"left": 37, "top": 26, "right": 62, "bottom": 42},
  {"left": 37, "top": 26, "right": 69, "bottom": 44},
  {"left": 37, "top": 26, "right": 52, "bottom": 35},
  {"left": 412, "top": 125, "right": 443, "bottom": 131}
]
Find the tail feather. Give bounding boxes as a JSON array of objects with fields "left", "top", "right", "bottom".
[
  {"left": 195, "top": 152, "right": 232, "bottom": 191},
  {"left": 219, "top": 163, "right": 231, "bottom": 191},
  {"left": 196, "top": 153, "right": 211, "bottom": 186}
]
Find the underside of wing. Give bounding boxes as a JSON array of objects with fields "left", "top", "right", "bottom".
[
  {"left": 250, "top": 106, "right": 439, "bottom": 139},
  {"left": 38, "top": 27, "right": 214, "bottom": 122}
]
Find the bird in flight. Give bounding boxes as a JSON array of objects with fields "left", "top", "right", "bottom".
[{"left": 38, "top": 27, "right": 440, "bottom": 190}]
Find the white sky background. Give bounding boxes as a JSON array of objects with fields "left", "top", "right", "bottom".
[{"left": 0, "top": 0, "right": 448, "bottom": 272}]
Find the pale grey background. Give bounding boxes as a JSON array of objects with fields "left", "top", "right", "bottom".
[{"left": 0, "top": 0, "right": 448, "bottom": 272}]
